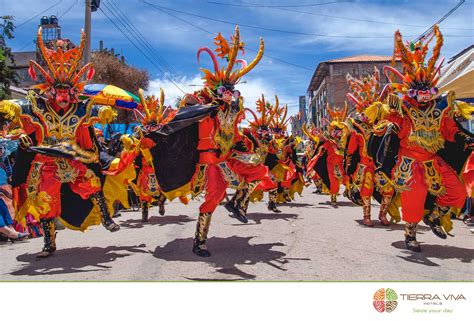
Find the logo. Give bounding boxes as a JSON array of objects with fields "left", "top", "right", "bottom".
[{"left": 373, "top": 288, "right": 398, "bottom": 313}]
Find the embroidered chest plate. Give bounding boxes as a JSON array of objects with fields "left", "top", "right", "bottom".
[
  {"left": 405, "top": 102, "right": 448, "bottom": 153},
  {"left": 214, "top": 108, "right": 239, "bottom": 156},
  {"left": 42, "top": 105, "right": 82, "bottom": 144},
  {"left": 30, "top": 97, "right": 90, "bottom": 146}
]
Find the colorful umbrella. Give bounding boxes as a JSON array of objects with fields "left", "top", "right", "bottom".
[{"left": 81, "top": 84, "right": 141, "bottom": 110}]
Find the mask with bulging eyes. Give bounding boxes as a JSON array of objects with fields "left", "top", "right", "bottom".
[
  {"left": 331, "top": 128, "right": 342, "bottom": 139},
  {"left": 215, "top": 84, "right": 242, "bottom": 105},
  {"left": 143, "top": 122, "right": 163, "bottom": 134},
  {"left": 407, "top": 87, "right": 438, "bottom": 105}
]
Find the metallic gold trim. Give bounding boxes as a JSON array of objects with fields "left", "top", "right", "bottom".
[
  {"left": 393, "top": 156, "right": 414, "bottom": 191},
  {"left": 422, "top": 160, "right": 445, "bottom": 196}
]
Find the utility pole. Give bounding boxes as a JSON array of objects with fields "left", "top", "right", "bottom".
[{"left": 84, "top": 0, "right": 91, "bottom": 65}]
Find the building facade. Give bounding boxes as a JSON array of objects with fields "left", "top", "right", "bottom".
[
  {"left": 306, "top": 55, "right": 402, "bottom": 128},
  {"left": 291, "top": 95, "right": 307, "bottom": 137}
]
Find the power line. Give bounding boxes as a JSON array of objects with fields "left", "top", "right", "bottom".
[
  {"left": 142, "top": 1, "right": 471, "bottom": 39},
  {"left": 98, "top": 6, "right": 186, "bottom": 94},
  {"left": 208, "top": 0, "right": 474, "bottom": 31},
  {"left": 143, "top": 1, "right": 314, "bottom": 72},
  {"left": 415, "top": 0, "right": 467, "bottom": 42},
  {"left": 105, "top": 0, "right": 189, "bottom": 91},
  {"left": 208, "top": 0, "right": 354, "bottom": 8},
  {"left": 59, "top": 0, "right": 79, "bottom": 19},
  {"left": 103, "top": 6, "right": 189, "bottom": 95},
  {"left": 16, "top": 0, "right": 64, "bottom": 28},
  {"left": 100, "top": 4, "right": 187, "bottom": 94},
  {"left": 17, "top": 40, "right": 35, "bottom": 51}
]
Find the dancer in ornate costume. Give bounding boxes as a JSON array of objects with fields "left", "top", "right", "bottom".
[
  {"left": 344, "top": 67, "right": 393, "bottom": 226},
  {"left": 307, "top": 104, "right": 349, "bottom": 206},
  {"left": 12, "top": 28, "right": 121, "bottom": 258},
  {"left": 382, "top": 26, "right": 473, "bottom": 251},
  {"left": 190, "top": 27, "right": 266, "bottom": 255},
  {"left": 133, "top": 89, "right": 177, "bottom": 222},
  {"left": 0, "top": 101, "right": 29, "bottom": 241},
  {"left": 228, "top": 95, "right": 281, "bottom": 216},
  {"left": 146, "top": 26, "right": 265, "bottom": 257},
  {"left": 304, "top": 126, "right": 325, "bottom": 194}
]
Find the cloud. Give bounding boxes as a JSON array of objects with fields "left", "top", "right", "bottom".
[{"left": 147, "top": 74, "right": 300, "bottom": 116}]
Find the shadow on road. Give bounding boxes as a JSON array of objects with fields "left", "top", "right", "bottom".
[
  {"left": 120, "top": 215, "right": 195, "bottom": 229},
  {"left": 152, "top": 236, "right": 308, "bottom": 280},
  {"left": 10, "top": 244, "right": 148, "bottom": 277},
  {"left": 276, "top": 202, "right": 314, "bottom": 208},
  {"left": 391, "top": 241, "right": 474, "bottom": 267},
  {"left": 318, "top": 201, "right": 355, "bottom": 207},
  {"left": 354, "top": 220, "right": 430, "bottom": 232},
  {"left": 241, "top": 212, "right": 298, "bottom": 225}
]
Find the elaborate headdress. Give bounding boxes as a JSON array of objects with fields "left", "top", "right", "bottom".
[
  {"left": 197, "top": 26, "right": 264, "bottom": 95},
  {"left": 271, "top": 101, "right": 289, "bottom": 133},
  {"left": 346, "top": 67, "right": 391, "bottom": 124},
  {"left": 346, "top": 66, "right": 390, "bottom": 112},
  {"left": 245, "top": 94, "right": 279, "bottom": 130},
  {"left": 327, "top": 102, "right": 348, "bottom": 128},
  {"left": 383, "top": 25, "right": 443, "bottom": 104},
  {"left": 138, "top": 88, "right": 177, "bottom": 131},
  {"left": 28, "top": 27, "right": 94, "bottom": 93},
  {"left": 302, "top": 122, "right": 320, "bottom": 144}
]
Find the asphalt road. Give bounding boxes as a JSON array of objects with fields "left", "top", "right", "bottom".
[{"left": 1, "top": 188, "right": 473, "bottom": 281}]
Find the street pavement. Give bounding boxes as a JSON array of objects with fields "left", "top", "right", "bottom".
[{"left": 1, "top": 187, "right": 473, "bottom": 281}]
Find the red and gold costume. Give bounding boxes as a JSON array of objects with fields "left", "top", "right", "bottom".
[
  {"left": 344, "top": 67, "right": 393, "bottom": 226},
  {"left": 308, "top": 104, "right": 349, "bottom": 206},
  {"left": 233, "top": 95, "right": 282, "bottom": 214},
  {"left": 167, "top": 26, "right": 265, "bottom": 256},
  {"left": 12, "top": 28, "right": 121, "bottom": 258},
  {"left": 133, "top": 89, "right": 178, "bottom": 221},
  {"left": 382, "top": 26, "right": 473, "bottom": 251}
]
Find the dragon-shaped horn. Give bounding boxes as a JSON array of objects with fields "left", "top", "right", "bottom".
[
  {"left": 280, "top": 104, "right": 288, "bottom": 125},
  {"left": 138, "top": 88, "right": 151, "bottom": 120},
  {"left": 326, "top": 103, "right": 337, "bottom": 121},
  {"left": 72, "top": 63, "right": 94, "bottom": 87},
  {"left": 236, "top": 37, "right": 264, "bottom": 78},
  {"left": 266, "top": 95, "right": 279, "bottom": 125},
  {"left": 28, "top": 60, "right": 54, "bottom": 85},
  {"left": 393, "top": 30, "right": 414, "bottom": 74},
  {"left": 159, "top": 88, "right": 165, "bottom": 115},
  {"left": 346, "top": 93, "right": 361, "bottom": 108},
  {"left": 383, "top": 65, "right": 404, "bottom": 82},
  {"left": 36, "top": 27, "right": 56, "bottom": 76},
  {"left": 379, "top": 84, "right": 391, "bottom": 101},
  {"left": 225, "top": 26, "right": 240, "bottom": 78},
  {"left": 262, "top": 94, "right": 267, "bottom": 124},
  {"left": 197, "top": 47, "right": 220, "bottom": 73},
  {"left": 244, "top": 107, "right": 260, "bottom": 127},
  {"left": 426, "top": 25, "right": 443, "bottom": 76},
  {"left": 68, "top": 30, "right": 87, "bottom": 82},
  {"left": 342, "top": 101, "right": 349, "bottom": 121},
  {"left": 302, "top": 123, "right": 319, "bottom": 144}
]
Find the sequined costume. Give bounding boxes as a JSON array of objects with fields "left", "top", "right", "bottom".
[
  {"left": 12, "top": 28, "right": 121, "bottom": 258},
  {"left": 132, "top": 89, "right": 178, "bottom": 221},
  {"left": 308, "top": 104, "right": 349, "bottom": 206},
  {"left": 381, "top": 26, "right": 473, "bottom": 252},
  {"left": 344, "top": 67, "right": 394, "bottom": 226},
  {"left": 229, "top": 95, "right": 281, "bottom": 215},
  {"left": 145, "top": 26, "right": 265, "bottom": 257}
]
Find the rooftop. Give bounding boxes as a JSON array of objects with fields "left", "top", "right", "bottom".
[
  {"left": 10, "top": 51, "right": 36, "bottom": 67},
  {"left": 307, "top": 54, "right": 401, "bottom": 92},
  {"left": 327, "top": 54, "right": 397, "bottom": 63}
]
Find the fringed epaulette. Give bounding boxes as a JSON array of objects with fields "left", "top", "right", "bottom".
[{"left": 372, "top": 119, "right": 393, "bottom": 137}]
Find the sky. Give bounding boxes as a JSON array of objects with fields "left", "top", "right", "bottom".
[{"left": 2, "top": 0, "right": 473, "bottom": 116}]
